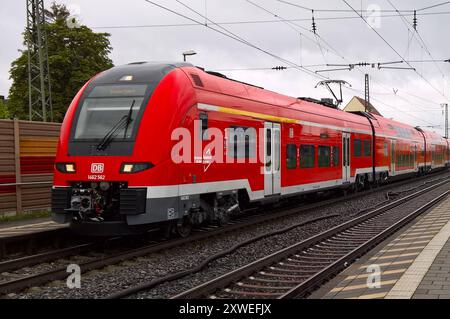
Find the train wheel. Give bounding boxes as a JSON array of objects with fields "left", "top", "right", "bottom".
[
  {"left": 216, "top": 210, "right": 230, "bottom": 226},
  {"left": 176, "top": 217, "right": 192, "bottom": 238},
  {"left": 160, "top": 223, "right": 174, "bottom": 239},
  {"left": 355, "top": 175, "right": 365, "bottom": 192}
]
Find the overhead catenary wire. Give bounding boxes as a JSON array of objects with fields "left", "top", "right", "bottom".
[
  {"left": 270, "top": 0, "right": 446, "bottom": 124},
  {"left": 272, "top": 0, "right": 449, "bottom": 116},
  {"left": 349, "top": 87, "right": 440, "bottom": 126},
  {"left": 342, "top": 0, "right": 450, "bottom": 103},
  {"left": 244, "top": 0, "right": 347, "bottom": 63},
  {"left": 91, "top": 11, "right": 450, "bottom": 29},
  {"left": 142, "top": 0, "right": 327, "bottom": 81},
  {"left": 141, "top": 0, "right": 444, "bottom": 129},
  {"left": 269, "top": 0, "right": 447, "bottom": 126},
  {"left": 386, "top": 0, "right": 449, "bottom": 102},
  {"left": 386, "top": 0, "right": 447, "bottom": 81},
  {"left": 207, "top": 23, "right": 444, "bottom": 121},
  {"left": 244, "top": 0, "right": 343, "bottom": 78},
  {"left": 275, "top": 0, "right": 450, "bottom": 13}
]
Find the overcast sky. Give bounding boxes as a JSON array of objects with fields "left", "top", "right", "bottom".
[{"left": 1, "top": 0, "right": 449, "bottom": 135}]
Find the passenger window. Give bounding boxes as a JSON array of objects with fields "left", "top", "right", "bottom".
[
  {"left": 199, "top": 113, "right": 208, "bottom": 140},
  {"left": 384, "top": 142, "right": 388, "bottom": 157},
  {"left": 300, "top": 145, "right": 315, "bottom": 168},
  {"left": 354, "top": 139, "right": 362, "bottom": 157},
  {"left": 227, "top": 126, "right": 256, "bottom": 159},
  {"left": 286, "top": 144, "right": 297, "bottom": 170},
  {"left": 318, "top": 146, "right": 331, "bottom": 168},
  {"left": 333, "top": 146, "right": 339, "bottom": 167},
  {"left": 364, "top": 140, "right": 372, "bottom": 157}
]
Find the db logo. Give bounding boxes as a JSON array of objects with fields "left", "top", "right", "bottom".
[{"left": 91, "top": 163, "right": 104, "bottom": 173}]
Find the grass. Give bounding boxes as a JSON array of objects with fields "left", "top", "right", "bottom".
[{"left": 0, "top": 210, "right": 51, "bottom": 223}]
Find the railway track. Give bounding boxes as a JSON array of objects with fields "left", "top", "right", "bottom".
[
  {"left": 170, "top": 179, "right": 450, "bottom": 299},
  {"left": 0, "top": 172, "right": 448, "bottom": 296},
  {"left": 2, "top": 170, "right": 446, "bottom": 269}
]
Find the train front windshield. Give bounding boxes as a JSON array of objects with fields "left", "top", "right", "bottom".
[{"left": 74, "top": 84, "right": 148, "bottom": 140}]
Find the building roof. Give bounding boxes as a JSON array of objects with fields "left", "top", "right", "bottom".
[{"left": 343, "top": 96, "right": 382, "bottom": 116}]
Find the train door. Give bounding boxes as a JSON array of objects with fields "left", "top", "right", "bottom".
[
  {"left": 342, "top": 132, "right": 351, "bottom": 183},
  {"left": 414, "top": 144, "right": 418, "bottom": 171},
  {"left": 390, "top": 140, "right": 396, "bottom": 175},
  {"left": 264, "top": 122, "right": 281, "bottom": 196},
  {"left": 431, "top": 145, "right": 435, "bottom": 168}
]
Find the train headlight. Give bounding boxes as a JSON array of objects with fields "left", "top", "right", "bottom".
[
  {"left": 55, "top": 163, "right": 76, "bottom": 174},
  {"left": 120, "top": 162, "right": 153, "bottom": 174}
]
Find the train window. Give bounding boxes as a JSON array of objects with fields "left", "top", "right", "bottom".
[
  {"left": 228, "top": 126, "right": 256, "bottom": 159},
  {"left": 286, "top": 144, "right": 297, "bottom": 169},
  {"left": 364, "top": 140, "right": 372, "bottom": 157},
  {"left": 199, "top": 113, "right": 208, "bottom": 140},
  {"left": 318, "top": 146, "right": 331, "bottom": 168},
  {"left": 384, "top": 142, "right": 389, "bottom": 157},
  {"left": 353, "top": 139, "right": 362, "bottom": 157},
  {"left": 332, "top": 146, "right": 339, "bottom": 166},
  {"left": 414, "top": 146, "right": 417, "bottom": 163},
  {"left": 300, "top": 145, "right": 315, "bottom": 168},
  {"left": 74, "top": 84, "right": 148, "bottom": 140},
  {"left": 266, "top": 129, "right": 271, "bottom": 157}
]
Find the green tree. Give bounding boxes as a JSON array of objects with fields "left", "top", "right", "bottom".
[
  {"left": 7, "top": 3, "right": 113, "bottom": 122},
  {"left": 0, "top": 99, "right": 9, "bottom": 119}
]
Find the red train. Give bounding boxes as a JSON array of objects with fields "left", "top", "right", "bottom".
[{"left": 51, "top": 62, "right": 450, "bottom": 236}]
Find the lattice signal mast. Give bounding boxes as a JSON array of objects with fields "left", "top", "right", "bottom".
[{"left": 26, "top": 0, "right": 53, "bottom": 122}]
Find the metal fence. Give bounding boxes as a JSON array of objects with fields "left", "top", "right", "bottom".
[{"left": 0, "top": 119, "right": 60, "bottom": 215}]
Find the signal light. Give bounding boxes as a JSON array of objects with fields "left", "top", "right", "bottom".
[
  {"left": 55, "top": 163, "right": 76, "bottom": 174},
  {"left": 120, "top": 162, "right": 154, "bottom": 174}
]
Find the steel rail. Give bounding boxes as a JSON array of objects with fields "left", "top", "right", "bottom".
[
  {"left": 0, "top": 173, "right": 448, "bottom": 295},
  {"left": 171, "top": 179, "right": 449, "bottom": 299}
]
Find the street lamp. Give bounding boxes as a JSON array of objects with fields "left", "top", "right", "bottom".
[{"left": 182, "top": 50, "right": 197, "bottom": 62}]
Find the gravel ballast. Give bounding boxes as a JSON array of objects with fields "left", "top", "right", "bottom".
[{"left": 5, "top": 173, "right": 449, "bottom": 299}]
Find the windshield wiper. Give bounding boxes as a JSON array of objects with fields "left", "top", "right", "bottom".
[
  {"left": 123, "top": 99, "right": 135, "bottom": 138},
  {"left": 96, "top": 100, "right": 135, "bottom": 151}
]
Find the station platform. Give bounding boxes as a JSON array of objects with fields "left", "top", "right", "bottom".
[
  {"left": 311, "top": 193, "right": 450, "bottom": 299},
  {"left": 0, "top": 217, "right": 67, "bottom": 239}
]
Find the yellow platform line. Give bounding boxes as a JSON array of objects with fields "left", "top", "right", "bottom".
[
  {"left": 391, "top": 234, "right": 434, "bottom": 241},
  {"left": 331, "top": 280, "right": 397, "bottom": 293},
  {"left": 403, "top": 227, "right": 444, "bottom": 234},
  {"left": 343, "top": 268, "right": 407, "bottom": 281},
  {"left": 378, "top": 245, "right": 426, "bottom": 254},
  {"left": 386, "top": 240, "right": 431, "bottom": 248},
  {"left": 358, "top": 259, "right": 415, "bottom": 269},
  {"left": 386, "top": 197, "right": 450, "bottom": 299},
  {"left": 369, "top": 252, "right": 419, "bottom": 261},
  {"left": 352, "top": 292, "right": 388, "bottom": 299}
]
